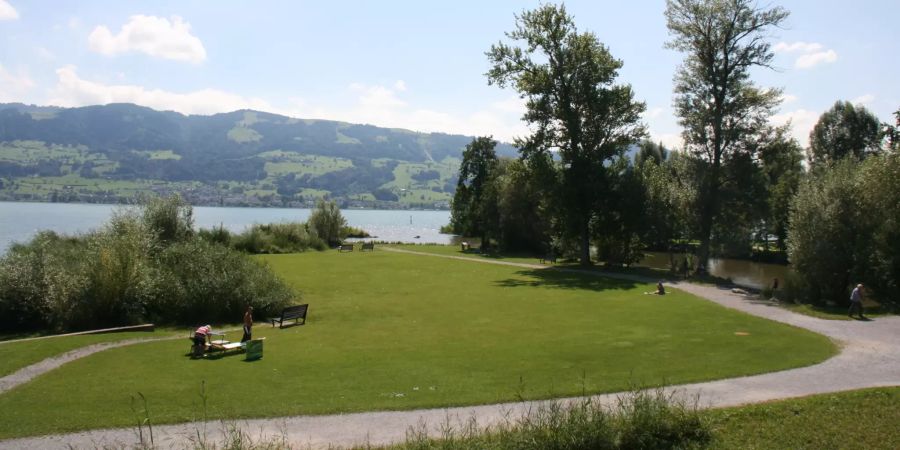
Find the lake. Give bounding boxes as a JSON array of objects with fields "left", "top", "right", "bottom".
[{"left": 0, "top": 201, "right": 455, "bottom": 254}]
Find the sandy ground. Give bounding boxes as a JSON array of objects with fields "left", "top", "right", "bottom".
[{"left": 1, "top": 248, "right": 897, "bottom": 449}]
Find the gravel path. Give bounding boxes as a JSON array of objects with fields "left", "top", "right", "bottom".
[
  {"left": 2, "top": 248, "right": 898, "bottom": 449},
  {"left": 0, "top": 338, "right": 174, "bottom": 395}
]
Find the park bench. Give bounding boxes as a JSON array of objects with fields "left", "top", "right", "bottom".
[
  {"left": 361, "top": 242, "right": 375, "bottom": 251},
  {"left": 339, "top": 243, "right": 354, "bottom": 252},
  {"left": 270, "top": 304, "right": 309, "bottom": 328},
  {"left": 540, "top": 253, "right": 557, "bottom": 264}
]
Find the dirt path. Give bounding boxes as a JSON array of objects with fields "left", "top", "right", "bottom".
[{"left": 2, "top": 248, "right": 898, "bottom": 449}]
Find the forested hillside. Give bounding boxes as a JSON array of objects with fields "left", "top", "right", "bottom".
[{"left": 0, "top": 103, "right": 517, "bottom": 208}]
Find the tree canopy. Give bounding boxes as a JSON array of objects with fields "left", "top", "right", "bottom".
[
  {"left": 665, "top": 0, "right": 788, "bottom": 270},
  {"left": 808, "top": 100, "right": 884, "bottom": 167},
  {"left": 487, "top": 3, "right": 645, "bottom": 265}
]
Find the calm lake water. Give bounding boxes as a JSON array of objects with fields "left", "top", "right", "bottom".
[
  {"left": 0, "top": 201, "right": 455, "bottom": 254},
  {"left": 639, "top": 251, "right": 790, "bottom": 290}
]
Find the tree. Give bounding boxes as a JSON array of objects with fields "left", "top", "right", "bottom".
[
  {"left": 665, "top": 0, "right": 787, "bottom": 271},
  {"left": 808, "top": 100, "right": 883, "bottom": 167},
  {"left": 488, "top": 4, "right": 646, "bottom": 265},
  {"left": 882, "top": 107, "right": 900, "bottom": 152},
  {"left": 495, "top": 158, "right": 550, "bottom": 253},
  {"left": 756, "top": 128, "right": 804, "bottom": 252},
  {"left": 635, "top": 140, "right": 669, "bottom": 168},
  {"left": 787, "top": 153, "right": 900, "bottom": 306},
  {"left": 308, "top": 199, "right": 347, "bottom": 247},
  {"left": 449, "top": 136, "right": 500, "bottom": 248}
]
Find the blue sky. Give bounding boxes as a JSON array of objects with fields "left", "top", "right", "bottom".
[{"left": 1, "top": 1, "right": 897, "bottom": 149}]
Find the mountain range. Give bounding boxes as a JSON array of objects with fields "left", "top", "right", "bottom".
[{"left": 0, "top": 102, "right": 518, "bottom": 208}]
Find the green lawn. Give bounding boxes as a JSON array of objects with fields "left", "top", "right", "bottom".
[
  {"left": 0, "top": 330, "right": 183, "bottom": 378},
  {"left": 710, "top": 387, "right": 900, "bottom": 449},
  {"left": 0, "top": 250, "right": 835, "bottom": 439},
  {"left": 389, "top": 243, "right": 550, "bottom": 266}
]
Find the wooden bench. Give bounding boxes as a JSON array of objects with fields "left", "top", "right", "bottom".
[
  {"left": 540, "top": 253, "right": 557, "bottom": 264},
  {"left": 270, "top": 304, "right": 309, "bottom": 328},
  {"left": 339, "top": 244, "right": 354, "bottom": 252},
  {"left": 361, "top": 242, "right": 375, "bottom": 251}
]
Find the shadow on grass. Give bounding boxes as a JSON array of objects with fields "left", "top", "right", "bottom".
[{"left": 494, "top": 267, "right": 640, "bottom": 292}]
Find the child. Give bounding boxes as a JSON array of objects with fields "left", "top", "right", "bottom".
[{"left": 241, "top": 306, "right": 253, "bottom": 342}]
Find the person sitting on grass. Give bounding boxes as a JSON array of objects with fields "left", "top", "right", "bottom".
[{"left": 645, "top": 281, "right": 666, "bottom": 295}]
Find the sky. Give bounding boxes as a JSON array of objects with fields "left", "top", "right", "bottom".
[{"left": 1, "top": 0, "right": 898, "bottom": 149}]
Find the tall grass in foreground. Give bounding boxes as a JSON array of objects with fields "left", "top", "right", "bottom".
[
  {"left": 393, "top": 388, "right": 711, "bottom": 450},
  {"left": 126, "top": 387, "right": 710, "bottom": 450}
]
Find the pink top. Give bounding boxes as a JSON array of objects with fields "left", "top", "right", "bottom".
[{"left": 195, "top": 325, "right": 211, "bottom": 335}]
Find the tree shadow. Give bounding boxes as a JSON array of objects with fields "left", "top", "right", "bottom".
[{"left": 493, "top": 267, "right": 640, "bottom": 293}]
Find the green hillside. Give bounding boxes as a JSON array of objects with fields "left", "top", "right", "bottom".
[{"left": 0, "top": 103, "right": 515, "bottom": 208}]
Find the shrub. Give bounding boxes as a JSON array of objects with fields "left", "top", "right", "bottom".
[
  {"left": 198, "top": 225, "right": 232, "bottom": 246},
  {"left": 229, "top": 222, "right": 326, "bottom": 254},
  {"left": 308, "top": 199, "right": 348, "bottom": 247},
  {"left": 787, "top": 153, "right": 900, "bottom": 306},
  {"left": 0, "top": 195, "right": 294, "bottom": 332}
]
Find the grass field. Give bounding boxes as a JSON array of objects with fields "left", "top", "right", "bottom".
[
  {"left": 0, "top": 330, "right": 177, "bottom": 378},
  {"left": 0, "top": 250, "right": 835, "bottom": 439},
  {"left": 709, "top": 387, "right": 900, "bottom": 449}
]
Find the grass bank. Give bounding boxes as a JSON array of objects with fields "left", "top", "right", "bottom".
[
  {"left": 0, "top": 249, "right": 835, "bottom": 439},
  {"left": 0, "top": 330, "right": 175, "bottom": 378}
]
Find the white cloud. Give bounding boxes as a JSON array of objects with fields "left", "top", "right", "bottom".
[
  {"left": 774, "top": 41, "right": 838, "bottom": 69},
  {"left": 393, "top": 80, "right": 407, "bottom": 92},
  {"left": 36, "top": 47, "right": 56, "bottom": 61},
  {"left": 88, "top": 15, "right": 206, "bottom": 63},
  {"left": 780, "top": 94, "right": 798, "bottom": 104},
  {"left": 43, "top": 67, "right": 530, "bottom": 141},
  {"left": 773, "top": 41, "right": 823, "bottom": 53},
  {"left": 643, "top": 106, "right": 665, "bottom": 120},
  {"left": 0, "top": 65, "right": 34, "bottom": 101},
  {"left": 851, "top": 94, "right": 875, "bottom": 105},
  {"left": 0, "top": 0, "right": 19, "bottom": 20},
  {"left": 288, "top": 83, "right": 529, "bottom": 141},
  {"left": 795, "top": 50, "right": 837, "bottom": 69},
  {"left": 490, "top": 96, "right": 526, "bottom": 114},
  {"left": 650, "top": 133, "right": 683, "bottom": 151},
  {"left": 48, "top": 65, "right": 273, "bottom": 114},
  {"left": 771, "top": 108, "right": 821, "bottom": 148}
]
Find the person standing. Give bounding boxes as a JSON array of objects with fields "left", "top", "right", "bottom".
[
  {"left": 242, "top": 306, "right": 254, "bottom": 342},
  {"left": 848, "top": 284, "right": 865, "bottom": 319}
]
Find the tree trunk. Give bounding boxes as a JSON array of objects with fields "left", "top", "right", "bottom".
[{"left": 580, "top": 217, "right": 591, "bottom": 266}]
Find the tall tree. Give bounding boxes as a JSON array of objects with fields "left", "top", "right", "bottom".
[
  {"left": 487, "top": 4, "right": 646, "bottom": 265},
  {"left": 665, "top": 0, "right": 787, "bottom": 271},
  {"left": 808, "top": 100, "right": 883, "bottom": 167},
  {"left": 450, "top": 136, "right": 500, "bottom": 248}
]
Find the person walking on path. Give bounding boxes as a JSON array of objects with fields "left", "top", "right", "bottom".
[
  {"left": 241, "top": 306, "right": 254, "bottom": 342},
  {"left": 848, "top": 283, "right": 865, "bottom": 319}
]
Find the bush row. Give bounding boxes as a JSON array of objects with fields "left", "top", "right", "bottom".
[{"left": 0, "top": 197, "right": 294, "bottom": 332}]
